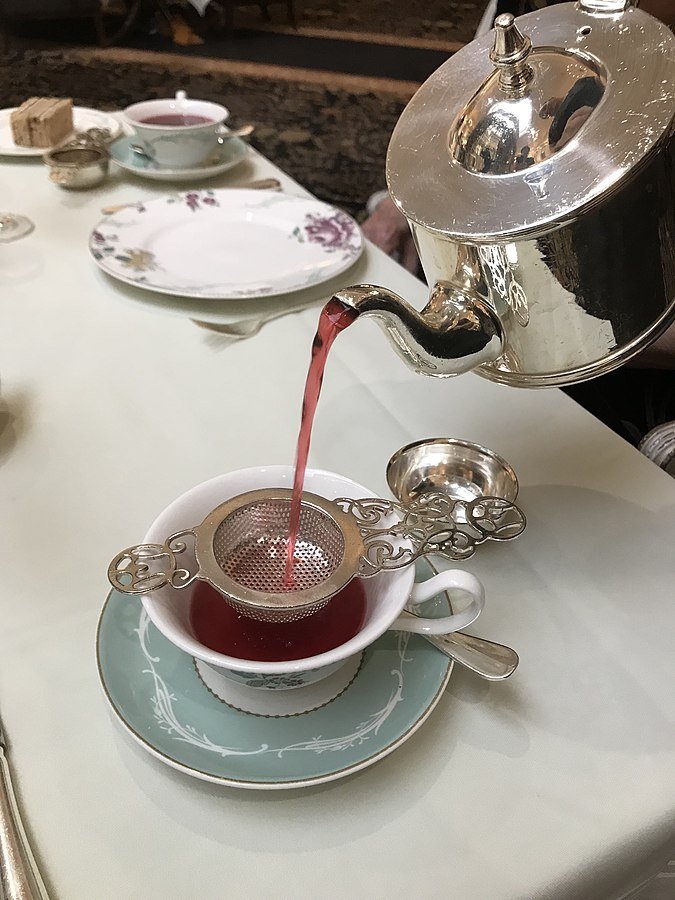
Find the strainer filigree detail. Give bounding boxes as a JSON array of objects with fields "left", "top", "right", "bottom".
[
  {"left": 335, "top": 493, "right": 526, "bottom": 574},
  {"left": 109, "top": 532, "right": 196, "bottom": 594},
  {"left": 108, "top": 488, "right": 526, "bottom": 623},
  {"left": 478, "top": 244, "right": 530, "bottom": 326}
]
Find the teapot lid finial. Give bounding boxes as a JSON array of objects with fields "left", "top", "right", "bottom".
[{"left": 489, "top": 14, "right": 533, "bottom": 92}]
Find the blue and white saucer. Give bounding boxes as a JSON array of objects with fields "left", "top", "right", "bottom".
[
  {"left": 96, "top": 561, "right": 453, "bottom": 790},
  {"left": 109, "top": 135, "right": 248, "bottom": 182}
]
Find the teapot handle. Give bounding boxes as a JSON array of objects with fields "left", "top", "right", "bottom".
[{"left": 335, "top": 282, "right": 503, "bottom": 377}]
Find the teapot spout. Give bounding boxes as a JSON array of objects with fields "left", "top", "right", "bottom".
[{"left": 334, "top": 283, "right": 504, "bottom": 377}]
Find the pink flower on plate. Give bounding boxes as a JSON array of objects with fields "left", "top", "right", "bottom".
[
  {"left": 303, "top": 211, "right": 356, "bottom": 252},
  {"left": 183, "top": 191, "right": 219, "bottom": 211}
]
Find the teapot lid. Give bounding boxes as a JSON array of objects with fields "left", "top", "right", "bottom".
[{"left": 386, "top": 2, "right": 675, "bottom": 243}]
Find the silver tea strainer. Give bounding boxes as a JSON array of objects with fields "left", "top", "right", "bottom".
[{"left": 108, "top": 487, "right": 525, "bottom": 623}]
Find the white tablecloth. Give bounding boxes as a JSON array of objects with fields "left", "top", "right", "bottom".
[{"left": 1, "top": 146, "right": 674, "bottom": 900}]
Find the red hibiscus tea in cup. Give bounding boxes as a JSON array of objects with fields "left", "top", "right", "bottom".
[
  {"left": 139, "top": 114, "right": 214, "bottom": 126},
  {"left": 190, "top": 580, "right": 367, "bottom": 662}
]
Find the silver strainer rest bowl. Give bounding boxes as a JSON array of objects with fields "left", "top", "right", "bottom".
[{"left": 108, "top": 486, "right": 526, "bottom": 623}]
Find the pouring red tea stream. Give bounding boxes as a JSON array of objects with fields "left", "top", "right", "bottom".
[
  {"left": 285, "top": 297, "right": 359, "bottom": 582},
  {"left": 190, "top": 297, "right": 360, "bottom": 661}
]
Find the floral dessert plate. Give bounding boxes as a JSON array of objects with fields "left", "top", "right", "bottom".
[
  {"left": 108, "top": 134, "right": 248, "bottom": 182},
  {"left": 96, "top": 560, "right": 453, "bottom": 790},
  {"left": 89, "top": 189, "right": 363, "bottom": 300},
  {"left": 0, "top": 106, "right": 121, "bottom": 156}
]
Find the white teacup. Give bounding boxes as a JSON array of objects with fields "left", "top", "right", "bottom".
[
  {"left": 123, "top": 90, "right": 230, "bottom": 169},
  {"left": 141, "top": 466, "right": 486, "bottom": 692}
]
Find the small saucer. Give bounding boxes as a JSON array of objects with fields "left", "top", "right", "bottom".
[
  {"left": 96, "top": 560, "right": 453, "bottom": 790},
  {"left": 109, "top": 135, "right": 248, "bottom": 182}
]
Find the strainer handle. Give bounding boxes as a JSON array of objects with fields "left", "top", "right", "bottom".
[
  {"left": 108, "top": 530, "right": 197, "bottom": 595},
  {"left": 336, "top": 494, "right": 526, "bottom": 572},
  {"left": 391, "top": 569, "right": 485, "bottom": 635}
]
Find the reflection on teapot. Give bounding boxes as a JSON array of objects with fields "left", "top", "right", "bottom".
[{"left": 547, "top": 76, "right": 604, "bottom": 150}]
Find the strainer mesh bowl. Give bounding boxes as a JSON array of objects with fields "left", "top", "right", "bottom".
[
  {"left": 213, "top": 497, "right": 346, "bottom": 609},
  {"left": 108, "top": 489, "right": 363, "bottom": 624}
]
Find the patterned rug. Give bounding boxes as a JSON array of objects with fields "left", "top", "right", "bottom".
[{"left": 0, "top": 48, "right": 411, "bottom": 219}]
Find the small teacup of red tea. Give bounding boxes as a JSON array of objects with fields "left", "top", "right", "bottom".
[
  {"left": 139, "top": 466, "right": 485, "bottom": 695},
  {"left": 123, "top": 90, "right": 229, "bottom": 169}
]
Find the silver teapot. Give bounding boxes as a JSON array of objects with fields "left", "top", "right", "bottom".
[{"left": 335, "top": 0, "right": 675, "bottom": 387}]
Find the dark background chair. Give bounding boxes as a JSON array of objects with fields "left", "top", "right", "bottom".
[{"left": 0, "top": 0, "right": 142, "bottom": 47}]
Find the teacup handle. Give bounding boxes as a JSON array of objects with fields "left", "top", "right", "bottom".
[{"left": 391, "top": 570, "right": 485, "bottom": 635}]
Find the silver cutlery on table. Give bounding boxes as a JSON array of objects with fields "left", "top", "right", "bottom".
[
  {"left": 217, "top": 124, "right": 255, "bottom": 142},
  {"left": 399, "top": 611, "right": 519, "bottom": 680},
  {"left": 190, "top": 316, "right": 276, "bottom": 337},
  {"left": 0, "top": 714, "right": 50, "bottom": 899},
  {"left": 228, "top": 177, "right": 282, "bottom": 192},
  {"left": 100, "top": 178, "right": 282, "bottom": 216}
]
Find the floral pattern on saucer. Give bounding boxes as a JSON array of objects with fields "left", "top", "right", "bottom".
[
  {"left": 226, "top": 669, "right": 318, "bottom": 690},
  {"left": 90, "top": 231, "right": 159, "bottom": 276},
  {"left": 183, "top": 190, "right": 220, "bottom": 212},
  {"left": 89, "top": 189, "right": 363, "bottom": 300},
  {"left": 116, "top": 250, "right": 157, "bottom": 273},
  {"left": 291, "top": 210, "right": 360, "bottom": 259}
]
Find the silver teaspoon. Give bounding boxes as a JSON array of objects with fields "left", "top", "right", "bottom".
[
  {"left": 216, "top": 123, "right": 255, "bottom": 142},
  {"left": 399, "top": 611, "right": 519, "bottom": 680}
]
